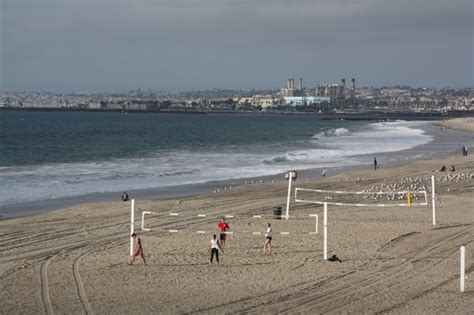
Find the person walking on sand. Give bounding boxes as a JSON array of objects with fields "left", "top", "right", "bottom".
[
  {"left": 218, "top": 218, "right": 230, "bottom": 249},
  {"left": 374, "top": 157, "right": 378, "bottom": 170},
  {"left": 129, "top": 233, "right": 147, "bottom": 265},
  {"left": 264, "top": 223, "right": 272, "bottom": 255},
  {"left": 209, "top": 234, "right": 224, "bottom": 266}
]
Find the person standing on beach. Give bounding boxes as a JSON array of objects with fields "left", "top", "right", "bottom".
[
  {"left": 374, "top": 157, "right": 378, "bottom": 170},
  {"left": 209, "top": 234, "right": 224, "bottom": 266},
  {"left": 129, "top": 233, "right": 147, "bottom": 265},
  {"left": 264, "top": 223, "right": 272, "bottom": 255},
  {"left": 218, "top": 218, "right": 230, "bottom": 249}
]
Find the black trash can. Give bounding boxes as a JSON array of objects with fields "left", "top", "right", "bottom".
[{"left": 273, "top": 207, "right": 282, "bottom": 220}]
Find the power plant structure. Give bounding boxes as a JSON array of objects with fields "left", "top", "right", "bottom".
[
  {"left": 351, "top": 78, "right": 356, "bottom": 98},
  {"left": 351, "top": 78, "right": 356, "bottom": 106},
  {"left": 282, "top": 76, "right": 357, "bottom": 108},
  {"left": 282, "top": 77, "right": 304, "bottom": 97}
]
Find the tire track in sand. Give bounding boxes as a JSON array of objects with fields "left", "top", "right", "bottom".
[
  {"left": 213, "top": 224, "right": 472, "bottom": 314},
  {"left": 73, "top": 250, "right": 94, "bottom": 315},
  {"left": 40, "top": 255, "right": 55, "bottom": 315},
  {"left": 273, "top": 225, "right": 472, "bottom": 314}
]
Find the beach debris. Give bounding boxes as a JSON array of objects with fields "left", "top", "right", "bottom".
[{"left": 328, "top": 255, "right": 342, "bottom": 262}]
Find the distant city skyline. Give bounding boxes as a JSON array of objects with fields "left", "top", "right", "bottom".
[{"left": 1, "top": 0, "right": 472, "bottom": 92}]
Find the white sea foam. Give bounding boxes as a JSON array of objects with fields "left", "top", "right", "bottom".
[
  {"left": 0, "top": 121, "right": 434, "bottom": 207},
  {"left": 313, "top": 127, "right": 351, "bottom": 138}
]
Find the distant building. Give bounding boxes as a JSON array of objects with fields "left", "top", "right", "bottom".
[
  {"left": 315, "top": 84, "right": 345, "bottom": 106},
  {"left": 252, "top": 95, "right": 275, "bottom": 109},
  {"left": 283, "top": 96, "right": 330, "bottom": 106},
  {"left": 281, "top": 78, "right": 305, "bottom": 97},
  {"left": 236, "top": 97, "right": 253, "bottom": 105}
]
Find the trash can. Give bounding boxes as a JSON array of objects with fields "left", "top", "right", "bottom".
[{"left": 273, "top": 207, "right": 282, "bottom": 220}]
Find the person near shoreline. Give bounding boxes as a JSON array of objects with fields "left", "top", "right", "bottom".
[
  {"left": 121, "top": 191, "right": 129, "bottom": 202},
  {"left": 264, "top": 223, "right": 272, "bottom": 255},
  {"left": 129, "top": 233, "right": 147, "bottom": 265},
  {"left": 218, "top": 218, "right": 230, "bottom": 249},
  {"left": 209, "top": 234, "right": 224, "bottom": 266},
  {"left": 374, "top": 157, "right": 378, "bottom": 170}
]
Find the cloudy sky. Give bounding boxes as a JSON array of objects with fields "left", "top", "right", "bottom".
[{"left": 1, "top": 0, "right": 472, "bottom": 92}]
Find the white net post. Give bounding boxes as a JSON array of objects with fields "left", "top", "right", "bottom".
[
  {"left": 286, "top": 173, "right": 292, "bottom": 220},
  {"left": 309, "top": 214, "right": 319, "bottom": 234},
  {"left": 324, "top": 202, "right": 328, "bottom": 260},
  {"left": 130, "top": 199, "right": 135, "bottom": 256},
  {"left": 431, "top": 175, "right": 436, "bottom": 226},
  {"left": 295, "top": 186, "right": 430, "bottom": 261},
  {"left": 460, "top": 246, "right": 465, "bottom": 293},
  {"left": 141, "top": 211, "right": 151, "bottom": 231}
]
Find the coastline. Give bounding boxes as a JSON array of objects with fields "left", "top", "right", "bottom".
[
  {"left": 439, "top": 117, "right": 474, "bottom": 133},
  {"left": 2, "top": 106, "right": 474, "bottom": 120},
  {"left": 1, "top": 134, "right": 472, "bottom": 313},
  {"left": 2, "top": 119, "right": 473, "bottom": 219}
]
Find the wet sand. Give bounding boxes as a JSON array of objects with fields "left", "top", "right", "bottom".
[
  {"left": 1, "top": 150, "right": 473, "bottom": 313},
  {"left": 3, "top": 120, "right": 474, "bottom": 219},
  {"left": 440, "top": 117, "right": 474, "bottom": 133}
]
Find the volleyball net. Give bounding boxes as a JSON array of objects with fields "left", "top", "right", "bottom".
[
  {"left": 138, "top": 209, "right": 320, "bottom": 236},
  {"left": 294, "top": 187, "right": 428, "bottom": 207}
]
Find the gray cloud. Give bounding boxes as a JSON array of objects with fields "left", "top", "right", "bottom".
[{"left": 1, "top": 0, "right": 472, "bottom": 91}]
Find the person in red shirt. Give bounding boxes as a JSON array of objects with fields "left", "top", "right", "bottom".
[{"left": 217, "top": 218, "right": 230, "bottom": 249}]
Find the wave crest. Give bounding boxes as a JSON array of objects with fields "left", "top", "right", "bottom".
[{"left": 313, "top": 128, "right": 351, "bottom": 138}]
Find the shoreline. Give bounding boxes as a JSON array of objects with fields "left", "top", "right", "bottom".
[
  {"left": 1, "top": 137, "right": 473, "bottom": 313},
  {"left": 439, "top": 117, "right": 474, "bottom": 133},
  {"left": 1, "top": 117, "right": 473, "bottom": 313},
  {"left": 2, "top": 106, "right": 474, "bottom": 120},
  {"left": 2, "top": 120, "right": 473, "bottom": 219}
]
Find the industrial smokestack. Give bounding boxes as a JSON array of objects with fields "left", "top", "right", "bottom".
[
  {"left": 299, "top": 78, "right": 303, "bottom": 91},
  {"left": 351, "top": 78, "right": 355, "bottom": 90},
  {"left": 342, "top": 78, "right": 346, "bottom": 88},
  {"left": 287, "top": 79, "right": 291, "bottom": 90},
  {"left": 291, "top": 78, "right": 295, "bottom": 90}
]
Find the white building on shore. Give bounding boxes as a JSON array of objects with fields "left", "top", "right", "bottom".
[{"left": 282, "top": 96, "right": 330, "bottom": 106}]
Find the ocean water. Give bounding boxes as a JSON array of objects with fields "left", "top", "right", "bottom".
[{"left": 0, "top": 111, "right": 435, "bottom": 208}]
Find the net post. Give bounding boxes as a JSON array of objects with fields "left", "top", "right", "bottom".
[
  {"left": 315, "top": 214, "right": 318, "bottom": 234},
  {"left": 431, "top": 175, "right": 436, "bottom": 225},
  {"left": 141, "top": 211, "right": 151, "bottom": 231},
  {"left": 460, "top": 246, "right": 465, "bottom": 293},
  {"left": 285, "top": 173, "right": 292, "bottom": 220},
  {"left": 130, "top": 199, "right": 135, "bottom": 256},
  {"left": 324, "top": 202, "right": 328, "bottom": 260}
]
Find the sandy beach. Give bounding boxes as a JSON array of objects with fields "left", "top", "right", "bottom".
[
  {"left": 1, "top": 122, "right": 473, "bottom": 314},
  {"left": 440, "top": 117, "right": 474, "bottom": 133}
]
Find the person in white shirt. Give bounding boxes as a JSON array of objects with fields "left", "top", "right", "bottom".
[
  {"left": 209, "top": 234, "right": 224, "bottom": 266},
  {"left": 264, "top": 223, "right": 272, "bottom": 255}
]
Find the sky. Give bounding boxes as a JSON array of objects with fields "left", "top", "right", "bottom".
[{"left": 0, "top": 0, "right": 473, "bottom": 92}]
